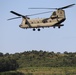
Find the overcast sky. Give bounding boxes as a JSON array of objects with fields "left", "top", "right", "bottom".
[{"left": 0, "top": 0, "right": 76, "bottom": 54}]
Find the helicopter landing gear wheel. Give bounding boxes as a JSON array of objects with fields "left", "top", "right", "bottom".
[
  {"left": 38, "top": 29, "right": 40, "bottom": 31},
  {"left": 33, "top": 28, "right": 35, "bottom": 31},
  {"left": 58, "top": 26, "right": 60, "bottom": 29},
  {"left": 53, "top": 26, "right": 55, "bottom": 28}
]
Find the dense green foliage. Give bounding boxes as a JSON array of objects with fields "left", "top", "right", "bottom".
[
  {"left": 0, "top": 53, "right": 19, "bottom": 72},
  {"left": 16, "top": 50, "right": 76, "bottom": 67},
  {"left": 0, "top": 50, "right": 76, "bottom": 72}
]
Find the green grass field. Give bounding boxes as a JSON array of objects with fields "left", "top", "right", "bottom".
[{"left": 17, "top": 67, "right": 76, "bottom": 75}]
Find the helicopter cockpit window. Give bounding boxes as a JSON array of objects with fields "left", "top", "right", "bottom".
[{"left": 52, "top": 12, "right": 56, "bottom": 16}]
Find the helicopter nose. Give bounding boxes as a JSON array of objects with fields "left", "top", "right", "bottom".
[{"left": 19, "top": 25, "right": 22, "bottom": 27}]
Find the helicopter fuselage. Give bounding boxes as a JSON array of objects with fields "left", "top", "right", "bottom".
[
  {"left": 19, "top": 10, "right": 66, "bottom": 30},
  {"left": 8, "top": 4, "right": 75, "bottom": 31}
]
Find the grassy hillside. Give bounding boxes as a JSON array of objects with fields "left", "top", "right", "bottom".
[
  {"left": 18, "top": 67, "right": 76, "bottom": 75},
  {"left": 0, "top": 50, "right": 76, "bottom": 75},
  {"left": 0, "top": 50, "right": 76, "bottom": 68}
]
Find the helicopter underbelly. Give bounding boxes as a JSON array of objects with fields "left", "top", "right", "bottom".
[{"left": 31, "top": 22, "right": 56, "bottom": 27}]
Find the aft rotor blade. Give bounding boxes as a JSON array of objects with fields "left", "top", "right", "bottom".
[
  {"left": 29, "top": 8, "right": 57, "bottom": 9},
  {"left": 26, "top": 11, "right": 53, "bottom": 16},
  {"left": 29, "top": 4, "right": 75, "bottom": 10},
  {"left": 8, "top": 17, "right": 21, "bottom": 20},
  {"left": 58, "top": 4, "right": 75, "bottom": 9}
]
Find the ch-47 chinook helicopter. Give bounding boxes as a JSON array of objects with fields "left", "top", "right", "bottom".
[{"left": 8, "top": 4, "right": 75, "bottom": 31}]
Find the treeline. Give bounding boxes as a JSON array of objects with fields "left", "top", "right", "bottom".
[
  {"left": 0, "top": 53, "right": 19, "bottom": 72},
  {"left": 0, "top": 50, "right": 76, "bottom": 72}
]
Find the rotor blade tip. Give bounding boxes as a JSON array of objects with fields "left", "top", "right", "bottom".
[{"left": 10, "top": 11, "right": 14, "bottom": 13}]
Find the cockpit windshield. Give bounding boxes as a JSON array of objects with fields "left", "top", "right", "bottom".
[{"left": 52, "top": 11, "right": 56, "bottom": 16}]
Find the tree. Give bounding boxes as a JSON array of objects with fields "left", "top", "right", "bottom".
[
  {"left": 0, "top": 52, "right": 3, "bottom": 57},
  {"left": 0, "top": 57, "right": 19, "bottom": 72}
]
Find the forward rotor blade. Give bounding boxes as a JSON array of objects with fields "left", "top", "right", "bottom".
[
  {"left": 58, "top": 4, "right": 75, "bottom": 9},
  {"left": 26, "top": 11, "right": 53, "bottom": 16},
  {"left": 10, "top": 11, "right": 25, "bottom": 18},
  {"left": 8, "top": 11, "right": 53, "bottom": 20},
  {"left": 10, "top": 11, "right": 23, "bottom": 16},
  {"left": 8, "top": 17, "right": 21, "bottom": 20}
]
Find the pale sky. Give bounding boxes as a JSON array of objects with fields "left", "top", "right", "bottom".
[{"left": 0, "top": 0, "right": 76, "bottom": 53}]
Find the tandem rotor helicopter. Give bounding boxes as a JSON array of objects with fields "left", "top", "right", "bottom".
[{"left": 8, "top": 4, "right": 75, "bottom": 31}]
